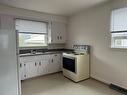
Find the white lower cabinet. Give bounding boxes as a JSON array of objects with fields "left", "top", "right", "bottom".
[
  {"left": 49, "top": 54, "right": 61, "bottom": 73},
  {"left": 25, "top": 61, "right": 38, "bottom": 79},
  {"left": 19, "top": 53, "right": 62, "bottom": 80},
  {"left": 37, "top": 55, "right": 50, "bottom": 76},
  {"left": 19, "top": 63, "right": 26, "bottom": 80}
]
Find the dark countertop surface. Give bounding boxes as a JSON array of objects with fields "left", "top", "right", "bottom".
[{"left": 19, "top": 49, "right": 73, "bottom": 57}]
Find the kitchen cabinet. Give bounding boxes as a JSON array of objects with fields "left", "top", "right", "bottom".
[
  {"left": 49, "top": 54, "right": 62, "bottom": 73},
  {"left": 19, "top": 56, "right": 37, "bottom": 80},
  {"left": 37, "top": 55, "right": 50, "bottom": 76},
  {"left": 19, "top": 61, "right": 38, "bottom": 80},
  {"left": 25, "top": 61, "right": 38, "bottom": 79},
  {"left": 19, "top": 63, "right": 26, "bottom": 80},
  {"left": 48, "top": 21, "right": 66, "bottom": 44},
  {"left": 19, "top": 53, "right": 62, "bottom": 80}
]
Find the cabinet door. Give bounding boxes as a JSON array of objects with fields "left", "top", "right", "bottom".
[
  {"left": 48, "top": 55, "right": 54, "bottom": 73},
  {"left": 58, "top": 23, "right": 66, "bottom": 43},
  {"left": 50, "top": 22, "right": 60, "bottom": 43},
  {"left": 38, "top": 61, "right": 43, "bottom": 76},
  {"left": 38, "top": 55, "right": 50, "bottom": 75},
  {"left": 44, "top": 55, "right": 51, "bottom": 74},
  {"left": 19, "top": 63, "right": 26, "bottom": 80},
  {"left": 38, "top": 60, "right": 47, "bottom": 76},
  {"left": 49, "top": 54, "right": 61, "bottom": 73},
  {"left": 53, "top": 54, "right": 62, "bottom": 72},
  {"left": 49, "top": 21, "right": 66, "bottom": 44},
  {"left": 25, "top": 62, "right": 38, "bottom": 79}
]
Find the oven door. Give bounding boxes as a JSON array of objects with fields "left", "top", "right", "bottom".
[{"left": 63, "top": 56, "right": 76, "bottom": 73}]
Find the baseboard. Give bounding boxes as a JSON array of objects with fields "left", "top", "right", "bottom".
[{"left": 90, "top": 75, "right": 127, "bottom": 94}]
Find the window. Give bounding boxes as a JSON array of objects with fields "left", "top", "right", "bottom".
[
  {"left": 111, "top": 7, "right": 127, "bottom": 48},
  {"left": 18, "top": 33, "right": 47, "bottom": 47},
  {"left": 111, "top": 32, "right": 127, "bottom": 48},
  {"left": 16, "top": 19, "right": 48, "bottom": 47}
]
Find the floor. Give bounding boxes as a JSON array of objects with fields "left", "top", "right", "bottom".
[{"left": 22, "top": 73, "right": 123, "bottom": 95}]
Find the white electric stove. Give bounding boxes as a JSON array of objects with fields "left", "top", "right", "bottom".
[{"left": 62, "top": 45, "right": 90, "bottom": 82}]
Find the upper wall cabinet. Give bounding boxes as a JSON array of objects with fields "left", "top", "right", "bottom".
[
  {"left": 15, "top": 19, "right": 47, "bottom": 33},
  {"left": 111, "top": 7, "right": 127, "bottom": 32},
  {"left": 48, "top": 21, "right": 66, "bottom": 44}
]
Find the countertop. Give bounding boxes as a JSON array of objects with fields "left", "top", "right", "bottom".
[{"left": 19, "top": 49, "right": 73, "bottom": 57}]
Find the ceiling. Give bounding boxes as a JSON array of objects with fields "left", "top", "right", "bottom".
[{"left": 0, "top": 0, "right": 109, "bottom": 16}]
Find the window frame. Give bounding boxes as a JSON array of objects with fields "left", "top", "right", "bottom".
[{"left": 111, "top": 7, "right": 127, "bottom": 49}]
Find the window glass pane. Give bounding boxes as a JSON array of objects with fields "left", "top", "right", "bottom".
[
  {"left": 111, "top": 32, "right": 127, "bottom": 48},
  {"left": 18, "top": 33, "right": 47, "bottom": 47}
]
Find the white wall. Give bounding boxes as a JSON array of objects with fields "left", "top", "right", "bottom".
[
  {"left": 0, "top": 15, "right": 19, "bottom": 95},
  {"left": 66, "top": 0, "right": 127, "bottom": 89}
]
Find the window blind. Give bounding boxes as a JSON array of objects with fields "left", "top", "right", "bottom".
[{"left": 15, "top": 19, "right": 47, "bottom": 33}]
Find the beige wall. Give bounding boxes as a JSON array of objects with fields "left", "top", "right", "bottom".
[
  {"left": 66, "top": 0, "right": 127, "bottom": 89},
  {"left": 0, "top": 4, "right": 67, "bottom": 23}
]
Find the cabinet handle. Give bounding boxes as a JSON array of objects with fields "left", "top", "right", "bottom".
[
  {"left": 52, "top": 59, "right": 53, "bottom": 63},
  {"left": 57, "top": 36, "right": 59, "bottom": 40},
  {"left": 60, "top": 36, "right": 62, "bottom": 40},
  {"left": 39, "top": 62, "right": 41, "bottom": 66},
  {"left": 55, "top": 54, "right": 57, "bottom": 56},
  {"left": 20, "top": 63, "right": 22, "bottom": 67},
  {"left": 35, "top": 62, "right": 37, "bottom": 66}
]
